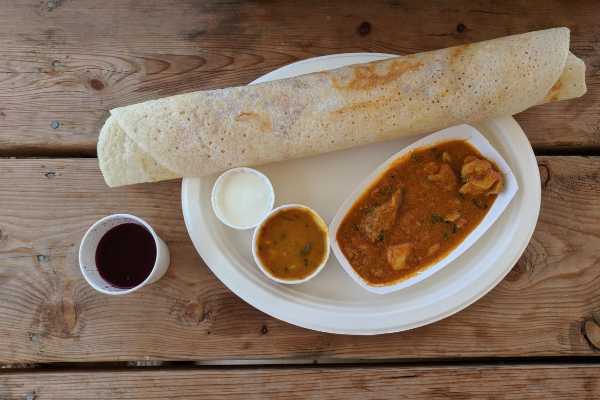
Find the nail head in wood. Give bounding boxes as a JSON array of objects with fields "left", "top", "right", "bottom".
[{"left": 357, "top": 21, "right": 371, "bottom": 36}]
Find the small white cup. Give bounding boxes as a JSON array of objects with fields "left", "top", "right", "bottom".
[
  {"left": 252, "top": 204, "right": 330, "bottom": 284},
  {"left": 211, "top": 167, "right": 275, "bottom": 230},
  {"left": 79, "top": 214, "right": 170, "bottom": 295}
]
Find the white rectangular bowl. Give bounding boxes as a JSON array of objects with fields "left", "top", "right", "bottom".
[{"left": 328, "top": 124, "right": 519, "bottom": 295}]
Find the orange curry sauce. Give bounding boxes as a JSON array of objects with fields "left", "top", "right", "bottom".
[{"left": 337, "top": 140, "right": 503, "bottom": 285}]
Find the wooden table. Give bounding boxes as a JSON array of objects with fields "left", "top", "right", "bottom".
[{"left": 1, "top": 1, "right": 599, "bottom": 398}]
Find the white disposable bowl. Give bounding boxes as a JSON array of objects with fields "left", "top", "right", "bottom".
[
  {"left": 79, "top": 213, "right": 170, "bottom": 295},
  {"left": 329, "top": 124, "right": 519, "bottom": 295},
  {"left": 252, "top": 204, "right": 330, "bottom": 284},
  {"left": 211, "top": 167, "right": 275, "bottom": 230}
]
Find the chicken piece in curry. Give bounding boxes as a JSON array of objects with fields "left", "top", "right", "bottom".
[{"left": 337, "top": 140, "right": 503, "bottom": 285}]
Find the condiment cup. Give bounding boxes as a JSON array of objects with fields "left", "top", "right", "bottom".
[
  {"left": 211, "top": 167, "right": 275, "bottom": 230},
  {"left": 252, "top": 204, "right": 330, "bottom": 284},
  {"left": 79, "top": 213, "right": 170, "bottom": 295}
]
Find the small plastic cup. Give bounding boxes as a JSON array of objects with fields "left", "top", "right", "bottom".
[
  {"left": 211, "top": 167, "right": 275, "bottom": 230},
  {"left": 78, "top": 214, "right": 170, "bottom": 295}
]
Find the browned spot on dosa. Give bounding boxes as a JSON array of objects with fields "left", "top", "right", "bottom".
[
  {"left": 235, "top": 112, "right": 272, "bottom": 132},
  {"left": 332, "top": 59, "right": 423, "bottom": 91},
  {"left": 333, "top": 96, "right": 393, "bottom": 115},
  {"left": 544, "top": 79, "right": 563, "bottom": 102}
]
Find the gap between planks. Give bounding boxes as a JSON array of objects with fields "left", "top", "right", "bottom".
[
  {"left": 5, "top": 355, "right": 600, "bottom": 372},
  {"left": 1, "top": 146, "right": 600, "bottom": 159}
]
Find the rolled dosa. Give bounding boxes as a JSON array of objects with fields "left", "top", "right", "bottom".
[{"left": 98, "top": 27, "right": 586, "bottom": 187}]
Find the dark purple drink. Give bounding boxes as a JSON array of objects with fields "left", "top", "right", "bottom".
[{"left": 95, "top": 223, "right": 156, "bottom": 288}]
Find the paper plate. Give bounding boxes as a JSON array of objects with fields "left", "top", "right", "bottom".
[{"left": 181, "top": 53, "right": 541, "bottom": 335}]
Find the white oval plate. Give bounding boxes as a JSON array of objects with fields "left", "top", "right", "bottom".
[{"left": 181, "top": 53, "right": 541, "bottom": 335}]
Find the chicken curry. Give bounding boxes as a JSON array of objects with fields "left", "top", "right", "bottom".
[{"left": 337, "top": 140, "right": 503, "bottom": 285}]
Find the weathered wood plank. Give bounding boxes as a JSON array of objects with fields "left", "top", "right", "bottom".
[
  {"left": 0, "top": 156, "right": 598, "bottom": 363},
  {"left": 0, "top": 0, "right": 598, "bottom": 155},
  {"left": 1, "top": 364, "right": 599, "bottom": 399}
]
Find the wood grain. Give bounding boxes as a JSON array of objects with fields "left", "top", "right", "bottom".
[
  {"left": 0, "top": 0, "right": 599, "bottom": 155},
  {"left": 0, "top": 156, "right": 598, "bottom": 363},
  {"left": 1, "top": 364, "right": 600, "bottom": 399}
]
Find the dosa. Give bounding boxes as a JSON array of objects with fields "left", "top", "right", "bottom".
[{"left": 98, "top": 27, "right": 586, "bottom": 187}]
